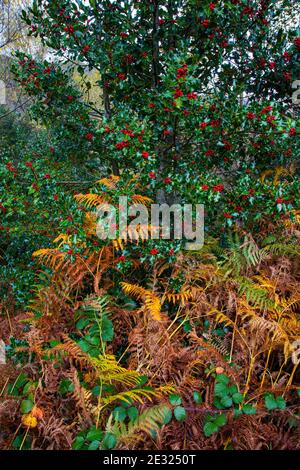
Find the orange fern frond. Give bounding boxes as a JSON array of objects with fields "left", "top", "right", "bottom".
[
  {"left": 96, "top": 175, "right": 120, "bottom": 188},
  {"left": 74, "top": 193, "right": 109, "bottom": 208},
  {"left": 53, "top": 233, "right": 72, "bottom": 248},
  {"left": 165, "top": 290, "right": 193, "bottom": 305},
  {"left": 130, "top": 195, "right": 153, "bottom": 206},
  {"left": 32, "top": 248, "right": 65, "bottom": 269}
]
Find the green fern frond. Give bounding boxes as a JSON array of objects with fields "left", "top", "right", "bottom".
[
  {"left": 261, "top": 243, "right": 300, "bottom": 257},
  {"left": 237, "top": 277, "right": 276, "bottom": 311},
  {"left": 106, "top": 404, "right": 170, "bottom": 445}
]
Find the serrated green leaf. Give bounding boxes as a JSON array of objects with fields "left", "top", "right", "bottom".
[
  {"left": 215, "top": 382, "right": 228, "bottom": 396},
  {"left": 169, "top": 394, "right": 182, "bottom": 406},
  {"left": 232, "top": 392, "right": 243, "bottom": 404},
  {"left": 220, "top": 395, "right": 232, "bottom": 408},
  {"left": 203, "top": 421, "right": 218, "bottom": 437},
  {"left": 174, "top": 406, "right": 186, "bottom": 422},
  {"left": 242, "top": 404, "right": 257, "bottom": 415},
  {"left": 113, "top": 406, "right": 127, "bottom": 422},
  {"left": 193, "top": 391, "right": 203, "bottom": 404},
  {"left": 20, "top": 399, "right": 34, "bottom": 414},
  {"left": 264, "top": 393, "right": 278, "bottom": 411},
  {"left": 127, "top": 406, "right": 139, "bottom": 421},
  {"left": 216, "top": 374, "right": 230, "bottom": 385},
  {"left": 87, "top": 427, "right": 104, "bottom": 442},
  {"left": 102, "top": 433, "right": 117, "bottom": 450}
]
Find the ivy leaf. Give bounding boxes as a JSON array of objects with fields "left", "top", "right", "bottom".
[
  {"left": 76, "top": 318, "right": 89, "bottom": 330},
  {"left": 234, "top": 408, "right": 242, "bottom": 418},
  {"left": 92, "top": 385, "right": 101, "bottom": 396},
  {"left": 228, "top": 385, "right": 238, "bottom": 395},
  {"left": 100, "top": 316, "right": 114, "bottom": 342},
  {"left": 59, "top": 378, "right": 74, "bottom": 396}
]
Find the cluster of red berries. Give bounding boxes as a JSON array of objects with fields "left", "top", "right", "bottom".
[
  {"left": 174, "top": 87, "right": 183, "bottom": 99},
  {"left": 64, "top": 25, "right": 74, "bottom": 34},
  {"left": 115, "top": 140, "right": 129, "bottom": 150},
  {"left": 213, "top": 184, "right": 224, "bottom": 192},
  {"left": 6, "top": 162, "right": 17, "bottom": 177},
  {"left": 176, "top": 64, "right": 187, "bottom": 81},
  {"left": 294, "top": 37, "right": 300, "bottom": 49}
]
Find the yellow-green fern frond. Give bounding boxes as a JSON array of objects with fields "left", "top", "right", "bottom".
[
  {"left": 105, "top": 404, "right": 171, "bottom": 446},
  {"left": 121, "top": 282, "right": 161, "bottom": 321},
  {"left": 91, "top": 354, "right": 140, "bottom": 386},
  {"left": 99, "top": 387, "right": 158, "bottom": 408}
]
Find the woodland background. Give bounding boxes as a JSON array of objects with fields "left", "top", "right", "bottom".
[{"left": 0, "top": 0, "right": 300, "bottom": 451}]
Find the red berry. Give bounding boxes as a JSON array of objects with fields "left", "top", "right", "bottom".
[
  {"left": 117, "top": 72, "right": 126, "bottom": 81},
  {"left": 64, "top": 25, "right": 74, "bottom": 34},
  {"left": 85, "top": 132, "right": 94, "bottom": 141},
  {"left": 213, "top": 184, "right": 224, "bottom": 192}
]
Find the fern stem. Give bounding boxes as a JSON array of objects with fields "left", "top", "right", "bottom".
[
  {"left": 260, "top": 343, "right": 273, "bottom": 389},
  {"left": 244, "top": 354, "right": 256, "bottom": 395},
  {"left": 284, "top": 363, "right": 299, "bottom": 395}
]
